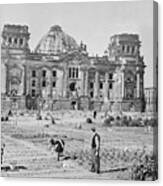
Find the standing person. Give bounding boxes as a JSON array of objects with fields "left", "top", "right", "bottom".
[
  {"left": 93, "top": 110, "right": 97, "bottom": 119},
  {"left": 90, "top": 127, "right": 100, "bottom": 174}
]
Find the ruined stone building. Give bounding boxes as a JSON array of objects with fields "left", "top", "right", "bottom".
[{"left": 1, "top": 24, "right": 146, "bottom": 112}]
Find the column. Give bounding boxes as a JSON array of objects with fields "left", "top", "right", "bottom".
[
  {"left": 23, "top": 65, "right": 26, "bottom": 95},
  {"left": 84, "top": 70, "right": 88, "bottom": 96},
  {"left": 6, "top": 65, "right": 10, "bottom": 95},
  {"left": 140, "top": 70, "right": 144, "bottom": 99},
  {"left": 38, "top": 70, "right": 42, "bottom": 96},
  {"left": 104, "top": 72, "right": 109, "bottom": 102},
  {"left": 19, "top": 67, "right": 24, "bottom": 95},
  {"left": 1, "top": 62, "right": 6, "bottom": 94},
  {"left": 81, "top": 70, "right": 85, "bottom": 96},
  {"left": 121, "top": 71, "right": 125, "bottom": 99},
  {"left": 49, "top": 70, "right": 53, "bottom": 98},
  {"left": 136, "top": 71, "right": 140, "bottom": 98},
  {"left": 94, "top": 71, "right": 99, "bottom": 99},
  {"left": 125, "top": 45, "right": 127, "bottom": 53},
  {"left": 26, "top": 67, "right": 30, "bottom": 95},
  {"left": 63, "top": 68, "right": 68, "bottom": 98}
]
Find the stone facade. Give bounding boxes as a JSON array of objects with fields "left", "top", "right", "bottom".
[
  {"left": 144, "top": 87, "right": 157, "bottom": 113},
  {"left": 1, "top": 24, "right": 146, "bottom": 112}
]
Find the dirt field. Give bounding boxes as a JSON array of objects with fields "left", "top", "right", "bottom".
[{"left": 1, "top": 110, "right": 153, "bottom": 179}]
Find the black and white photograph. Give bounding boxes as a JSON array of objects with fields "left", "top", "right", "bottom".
[{"left": 0, "top": 0, "right": 158, "bottom": 180}]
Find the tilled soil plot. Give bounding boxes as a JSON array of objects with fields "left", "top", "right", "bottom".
[{"left": 1, "top": 114, "right": 153, "bottom": 179}]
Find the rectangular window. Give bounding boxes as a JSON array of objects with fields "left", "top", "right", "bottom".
[
  {"left": 69, "top": 68, "right": 71, "bottom": 78},
  {"left": 52, "top": 81, "right": 56, "bottom": 87},
  {"left": 14, "top": 38, "right": 17, "bottom": 44},
  {"left": 122, "top": 45, "right": 125, "bottom": 52},
  {"left": 42, "top": 70, "right": 46, "bottom": 77},
  {"left": 69, "top": 67, "right": 79, "bottom": 79},
  {"left": 8, "top": 37, "right": 12, "bottom": 44},
  {"left": 32, "top": 80, "right": 36, "bottom": 87},
  {"left": 90, "top": 82, "right": 94, "bottom": 89},
  {"left": 127, "top": 45, "right": 130, "bottom": 53},
  {"left": 90, "top": 91, "right": 94, "bottom": 98},
  {"left": 72, "top": 67, "right": 75, "bottom": 78},
  {"left": 53, "top": 70, "right": 56, "bottom": 77},
  {"left": 100, "top": 82, "right": 103, "bottom": 89},
  {"left": 32, "top": 70, "right": 36, "bottom": 77},
  {"left": 42, "top": 80, "right": 46, "bottom": 87},
  {"left": 76, "top": 68, "right": 79, "bottom": 78},
  {"left": 20, "top": 38, "right": 23, "bottom": 45},
  {"left": 109, "top": 73, "right": 113, "bottom": 80},
  {"left": 31, "top": 89, "right": 36, "bottom": 97},
  {"left": 109, "top": 83, "right": 113, "bottom": 89},
  {"left": 132, "top": 46, "right": 135, "bottom": 54}
]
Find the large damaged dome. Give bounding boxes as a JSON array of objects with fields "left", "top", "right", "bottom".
[{"left": 35, "top": 25, "right": 79, "bottom": 55}]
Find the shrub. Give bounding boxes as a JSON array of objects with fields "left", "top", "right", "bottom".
[
  {"left": 5, "top": 116, "right": 9, "bottom": 121},
  {"left": 129, "top": 119, "right": 142, "bottom": 127},
  {"left": 121, "top": 116, "right": 129, "bottom": 126},
  {"left": 1, "top": 117, "right": 4, "bottom": 121},
  {"left": 130, "top": 154, "right": 158, "bottom": 180},
  {"left": 44, "top": 116, "right": 49, "bottom": 120},
  {"left": 148, "top": 118, "right": 157, "bottom": 127},
  {"left": 86, "top": 118, "right": 93, "bottom": 124},
  {"left": 8, "top": 110, "right": 13, "bottom": 116},
  {"left": 103, "top": 118, "right": 112, "bottom": 127},
  {"left": 19, "top": 112, "right": 24, "bottom": 116},
  {"left": 144, "top": 118, "right": 157, "bottom": 127},
  {"left": 76, "top": 123, "right": 82, "bottom": 129},
  {"left": 51, "top": 117, "right": 56, "bottom": 125},
  {"left": 109, "top": 116, "right": 115, "bottom": 121},
  {"left": 116, "top": 115, "right": 121, "bottom": 120},
  {"left": 113, "top": 119, "right": 121, "bottom": 126},
  {"left": 36, "top": 114, "right": 42, "bottom": 120}
]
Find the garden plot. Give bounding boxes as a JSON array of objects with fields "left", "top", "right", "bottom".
[{"left": 1, "top": 110, "right": 154, "bottom": 179}]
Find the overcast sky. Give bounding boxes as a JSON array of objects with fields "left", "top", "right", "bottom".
[{"left": 0, "top": 1, "right": 154, "bottom": 87}]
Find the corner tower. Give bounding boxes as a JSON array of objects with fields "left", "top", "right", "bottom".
[
  {"left": 1, "top": 24, "right": 30, "bottom": 54},
  {"left": 106, "top": 34, "right": 145, "bottom": 112}
]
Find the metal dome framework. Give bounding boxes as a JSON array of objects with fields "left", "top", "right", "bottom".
[{"left": 35, "top": 25, "right": 79, "bottom": 55}]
